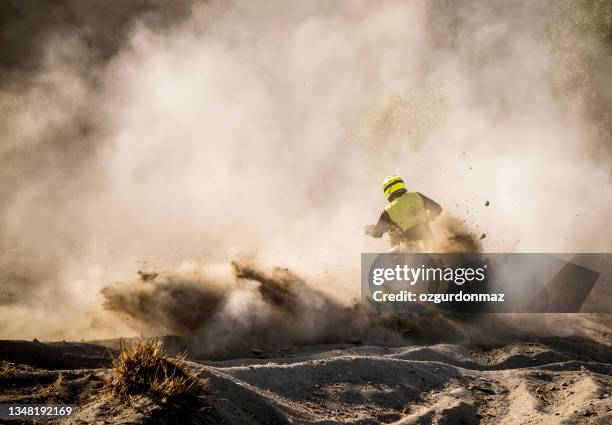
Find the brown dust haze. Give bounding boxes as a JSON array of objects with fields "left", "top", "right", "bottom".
[{"left": 0, "top": 0, "right": 611, "bottom": 345}]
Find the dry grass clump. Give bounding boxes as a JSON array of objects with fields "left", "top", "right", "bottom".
[{"left": 103, "top": 338, "right": 203, "bottom": 402}]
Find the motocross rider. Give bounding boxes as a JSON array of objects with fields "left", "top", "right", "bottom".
[{"left": 364, "top": 175, "right": 442, "bottom": 252}]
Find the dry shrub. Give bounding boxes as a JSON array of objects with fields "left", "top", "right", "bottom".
[{"left": 103, "top": 338, "right": 203, "bottom": 402}]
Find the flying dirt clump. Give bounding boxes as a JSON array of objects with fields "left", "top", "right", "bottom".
[
  {"left": 231, "top": 261, "right": 299, "bottom": 313},
  {"left": 431, "top": 216, "right": 482, "bottom": 253}
]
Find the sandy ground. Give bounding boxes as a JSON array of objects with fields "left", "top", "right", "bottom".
[
  {"left": 1, "top": 323, "right": 611, "bottom": 425},
  {"left": 1, "top": 254, "right": 611, "bottom": 423}
]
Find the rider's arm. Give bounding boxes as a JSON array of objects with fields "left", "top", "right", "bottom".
[
  {"left": 419, "top": 193, "right": 442, "bottom": 219},
  {"left": 369, "top": 211, "right": 395, "bottom": 238}
]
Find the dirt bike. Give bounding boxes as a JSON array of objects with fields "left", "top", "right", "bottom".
[{"left": 364, "top": 223, "right": 436, "bottom": 253}]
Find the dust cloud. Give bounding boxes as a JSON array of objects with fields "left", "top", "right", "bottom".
[
  {"left": 100, "top": 259, "right": 603, "bottom": 357},
  {"left": 1, "top": 0, "right": 611, "bottom": 341},
  {"left": 100, "top": 260, "right": 394, "bottom": 356}
]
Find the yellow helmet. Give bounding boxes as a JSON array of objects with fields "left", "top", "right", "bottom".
[{"left": 382, "top": 175, "right": 406, "bottom": 198}]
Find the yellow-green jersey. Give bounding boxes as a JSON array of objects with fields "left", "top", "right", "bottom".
[{"left": 369, "top": 191, "right": 442, "bottom": 240}]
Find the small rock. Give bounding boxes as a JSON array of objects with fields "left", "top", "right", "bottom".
[
  {"left": 485, "top": 201, "right": 490, "bottom": 206},
  {"left": 480, "top": 233, "right": 486, "bottom": 239},
  {"left": 138, "top": 270, "right": 159, "bottom": 281},
  {"left": 469, "top": 384, "right": 496, "bottom": 395},
  {"left": 251, "top": 348, "right": 266, "bottom": 358}
]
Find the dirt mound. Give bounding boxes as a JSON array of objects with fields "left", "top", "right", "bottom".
[
  {"left": 3, "top": 335, "right": 610, "bottom": 424},
  {"left": 0, "top": 340, "right": 113, "bottom": 369},
  {"left": 190, "top": 338, "right": 612, "bottom": 424}
]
